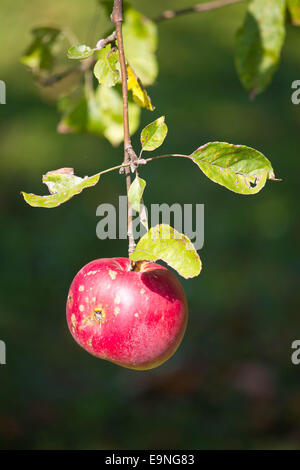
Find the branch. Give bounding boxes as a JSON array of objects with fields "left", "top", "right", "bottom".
[
  {"left": 37, "top": 56, "right": 95, "bottom": 87},
  {"left": 112, "top": 0, "right": 138, "bottom": 257},
  {"left": 95, "top": 31, "right": 117, "bottom": 50},
  {"left": 37, "top": 67, "right": 78, "bottom": 87},
  {"left": 154, "top": 0, "right": 245, "bottom": 23}
]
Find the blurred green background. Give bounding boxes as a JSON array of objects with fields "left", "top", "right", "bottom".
[{"left": 1, "top": 0, "right": 300, "bottom": 450}]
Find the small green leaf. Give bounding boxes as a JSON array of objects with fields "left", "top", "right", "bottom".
[
  {"left": 20, "top": 27, "right": 61, "bottom": 72},
  {"left": 21, "top": 168, "right": 100, "bottom": 208},
  {"left": 235, "top": 0, "right": 286, "bottom": 97},
  {"left": 42, "top": 168, "right": 83, "bottom": 194},
  {"left": 128, "top": 175, "right": 146, "bottom": 212},
  {"left": 130, "top": 224, "right": 201, "bottom": 279},
  {"left": 94, "top": 44, "right": 120, "bottom": 87},
  {"left": 190, "top": 142, "right": 276, "bottom": 195},
  {"left": 287, "top": 0, "right": 300, "bottom": 25},
  {"left": 127, "top": 64, "right": 154, "bottom": 110},
  {"left": 140, "top": 116, "right": 167, "bottom": 151},
  {"left": 128, "top": 175, "right": 148, "bottom": 230},
  {"left": 57, "top": 87, "right": 105, "bottom": 136},
  {"left": 96, "top": 84, "right": 140, "bottom": 146},
  {"left": 58, "top": 84, "right": 140, "bottom": 146},
  {"left": 123, "top": 8, "right": 158, "bottom": 86},
  {"left": 58, "top": 92, "right": 88, "bottom": 134},
  {"left": 67, "top": 45, "right": 95, "bottom": 60}
]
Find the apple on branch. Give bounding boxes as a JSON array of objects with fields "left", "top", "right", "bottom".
[{"left": 66, "top": 258, "right": 188, "bottom": 370}]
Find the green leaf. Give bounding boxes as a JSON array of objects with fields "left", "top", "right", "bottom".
[
  {"left": 123, "top": 8, "right": 158, "bottom": 86},
  {"left": 96, "top": 85, "right": 140, "bottom": 146},
  {"left": 190, "top": 142, "right": 276, "bottom": 195},
  {"left": 43, "top": 168, "right": 83, "bottom": 194},
  {"left": 287, "top": 0, "right": 300, "bottom": 25},
  {"left": 67, "top": 44, "right": 94, "bottom": 60},
  {"left": 127, "top": 64, "right": 154, "bottom": 110},
  {"left": 235, "top": 0, "right": 286, "bottom": 97},
  {"left": 21, "top": 168, "right": 100, "bottom": 208},
  {"left": 58, "top": 95, "right": 88, "bottom": 134},
  {"left": 20, "top": 27, "right": 61, "bottom": 72},
  {"left": 130, "top": 224, "right": 202, "bottom": 279},
  {"left": 140, "top": 116, "right": 167, "bottom": 151},
  {"left": 128, "top": 175, "right": 146, "bottom": 212},
  {"left": 58, "top": 81, "right": 140, "bottom": 146},
  {"left": 128, "top": 175, "right": 148, "bottom": 229},
  {"left": 94, "top": 44, "right": 120, "bottom": 87},
  {"left": 57, "top": 87, "right": 105, "bottom": 136}
]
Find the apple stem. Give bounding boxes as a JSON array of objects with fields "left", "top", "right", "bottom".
[{"left": 112, "top": 0, "right": 137, "bottom": 258}]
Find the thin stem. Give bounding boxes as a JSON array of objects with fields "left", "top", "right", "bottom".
[
  {"left": 154, "top": 0, "right": 245, "bottom": 23},
  {"left": 38, "top": 56, "right": 95, "bottom": 87},
  {"left": 112, "top": 0, "right": 137, "bottom": 256},
  {"left": 37, "top": 67, "right": 77, "bottom": 86},
  {"left": 112, "top": 3, "right": 131, "bottom": 152},
  {"left": 96, "top": 31, "right": 117, "bottom": 50}
]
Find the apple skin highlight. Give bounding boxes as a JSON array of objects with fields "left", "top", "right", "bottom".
[{"left": 66, "top": 258, "right": 188, "bottom": 370}]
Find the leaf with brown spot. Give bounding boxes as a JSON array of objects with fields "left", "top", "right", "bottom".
[{"left": 190, "top": 142, "right": 277, "bottom": 195}]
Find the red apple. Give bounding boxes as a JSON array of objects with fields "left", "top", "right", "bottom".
[{"left": 66, "top": 258, "right": 188, "bottom": 370}]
